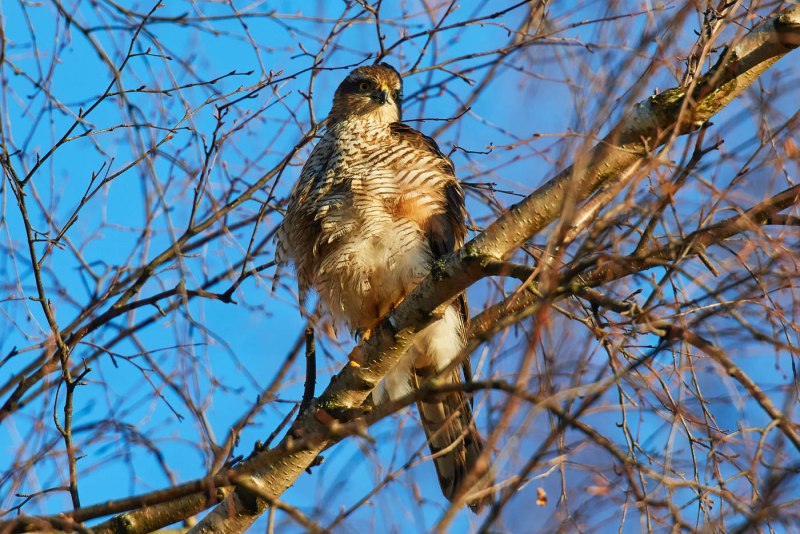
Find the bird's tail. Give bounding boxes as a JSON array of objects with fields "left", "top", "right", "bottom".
[{"left": 414, "top": 367, "right": 493, "bottom": 512}]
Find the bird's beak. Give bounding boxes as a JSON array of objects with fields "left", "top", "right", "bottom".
[{"left": 372, "top": 84, "right": 390, "bottom": 105}]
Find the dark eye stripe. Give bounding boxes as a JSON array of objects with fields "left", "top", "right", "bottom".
[
  {"left": 341, "top": 78, "right": 371, "bottom": 94},
  {"left": 338, "top": 76, "right": 402, "bottom": 101}
]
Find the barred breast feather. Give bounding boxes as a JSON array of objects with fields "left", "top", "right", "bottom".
[{"left": 278, "top": 117, "right": 464, "bottom": 331}]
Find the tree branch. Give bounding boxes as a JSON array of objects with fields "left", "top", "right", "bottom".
[
  {"left": 184, "top": 7, "right": 800, "bottom": 533},
  {"left": 11, "top": 6, "right": 797, "bottom": 533}
]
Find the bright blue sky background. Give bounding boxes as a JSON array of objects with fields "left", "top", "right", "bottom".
[{"left": 2, "top": 1, "right": 798, "bottom": 532}]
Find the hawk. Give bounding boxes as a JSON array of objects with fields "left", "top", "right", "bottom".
[{"left": 277, "top": 63, "right": 492, "bottom": 511}]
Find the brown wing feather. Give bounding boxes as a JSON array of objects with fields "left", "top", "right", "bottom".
[
  {"left": 391, "top": 122, "right": 476, "bottom": 406},
  {"left": 275, "top": 132, "right": 335, "bottom": 299},
  {"left": 390, "top": 122, "right": 456, "bottom": 175},
  {"left": 389, "top": 122, "right": 466, "bottom": 257},
  {"left": 392, "top": 122, "right": 492, "bottom": 511}
]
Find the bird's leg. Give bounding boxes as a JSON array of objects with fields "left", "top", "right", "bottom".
[
  {"left": 349, "top": 290, "right": 409, "bottom": 367},
  {"left": 355, "top": 326, "right": 373, "bottom": 343},
  {"left": 349, "top": 345, "right": 366, "bottom": 368},
  {"left": 350, "top": 323, "right": 378, "bottom": 367}
]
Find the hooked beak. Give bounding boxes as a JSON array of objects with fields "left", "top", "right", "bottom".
[{"left": 372, "top": 84, "right": 390, "bottom": 105}]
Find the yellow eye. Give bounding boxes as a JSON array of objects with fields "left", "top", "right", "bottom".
[{"left": 358, "top": 82, "right": 369, "bottom": 91}]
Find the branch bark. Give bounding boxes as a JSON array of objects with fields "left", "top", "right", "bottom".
[
  {"left": 10, "top": 6, "right": 796, "bottom": 534},
  {"left": 184, "top": 8, "right": 800, "bottom": 533}
]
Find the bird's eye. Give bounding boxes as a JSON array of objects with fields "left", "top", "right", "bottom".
[{"left": 358, "top": 82, "right": 370, "bottom": 91}]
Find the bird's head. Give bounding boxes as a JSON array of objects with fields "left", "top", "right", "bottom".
[{"left": 328, "top": 63, "right": 403, "bottom": 124}]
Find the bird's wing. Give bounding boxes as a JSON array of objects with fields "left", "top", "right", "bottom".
[
  {"left": 389, "top": 120, "right": 470, "bottom": 355},
  {"left": 275, "top": 133, "right": 335, "bottom": 298},
  {"left": 389, "top": 122, "right": 466, "bottom": 257},
  {"left": 391, "top": 122, "right": 492, "bottom": 510}
]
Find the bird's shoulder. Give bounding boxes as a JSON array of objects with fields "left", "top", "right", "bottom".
[{"left": 389, "top": 122, "right": 456, "bottom": 177}]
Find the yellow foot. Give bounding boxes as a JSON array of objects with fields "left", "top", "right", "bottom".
[{"left": 348, "top": 345, "right": 365, "bottom": 368}]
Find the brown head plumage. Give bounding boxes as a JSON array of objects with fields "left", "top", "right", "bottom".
[{"left": 328, "top": 63, "right": 403, "bottom": 123}]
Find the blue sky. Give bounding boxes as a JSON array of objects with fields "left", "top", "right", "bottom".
[{"left": 2, "top": 1, "right": 799, "bottom": 532}]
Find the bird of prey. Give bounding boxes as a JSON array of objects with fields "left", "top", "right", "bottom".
[{"left": 276, "top": 63, "right": 492, "bottom": 511}]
